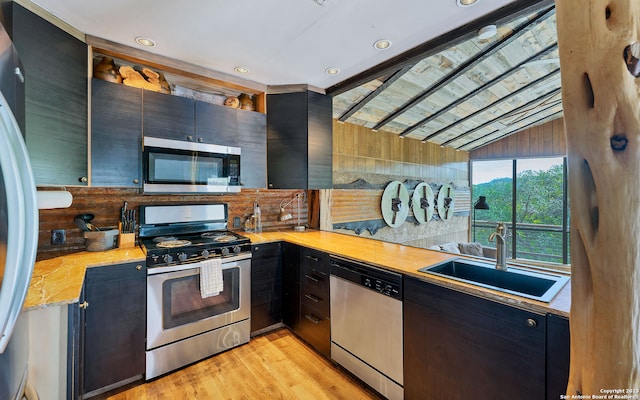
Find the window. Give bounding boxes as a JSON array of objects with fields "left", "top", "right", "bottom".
[{"left": 471, "top": 157, "right": 569, "bottom": 266}]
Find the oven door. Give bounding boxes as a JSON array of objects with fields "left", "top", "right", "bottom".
[{"left": 146, "top": 258, "right": 250, "bottom": 350}]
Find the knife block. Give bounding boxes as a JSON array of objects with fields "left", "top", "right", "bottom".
[{"left": 118, "top": 223, "right": 136, "bottom": 249}]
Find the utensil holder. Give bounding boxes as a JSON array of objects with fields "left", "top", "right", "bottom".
[{"left": 118, "top": 222, "right": 136, "bottom": 248}]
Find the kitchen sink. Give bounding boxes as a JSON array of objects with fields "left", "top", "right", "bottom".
[{"left": 419, "top": 258, "right": 569, "bottom": 303}]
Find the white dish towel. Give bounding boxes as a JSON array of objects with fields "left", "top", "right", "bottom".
[{"left": 200, "top": 258, "right": 223, "bottom": 298}]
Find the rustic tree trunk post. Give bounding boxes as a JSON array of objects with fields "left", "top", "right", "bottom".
[{"left": 556, "top": 0, "right": 640, "bottom": 395}]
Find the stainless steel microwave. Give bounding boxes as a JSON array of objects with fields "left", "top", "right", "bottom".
[{"left": 143, "top": 136, "right": 241, "bottom": 193}]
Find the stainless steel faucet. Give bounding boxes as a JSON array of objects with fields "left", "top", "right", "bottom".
[{"left": 489, "top": 222, "right": 508, "bottom": 271}]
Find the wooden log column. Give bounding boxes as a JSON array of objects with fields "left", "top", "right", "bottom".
[{"left": 556, "top": 0, "right": 640, "bottom": 395}]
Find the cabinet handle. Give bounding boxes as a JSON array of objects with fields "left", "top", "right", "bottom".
[
  {"left": 136, "top": 265, "right": 142, "bottom": 270},
  {"left": 78, "top": 176, "right": 87, "bottom": 183},
  {"left": 304, "top": 274, "right": 319, "bottom": 283},
  {"left": 304, "top": 294, "right": 320, "bottom": 303},
  {"left": 133, "top": 179, "right": 139, "bottom": 184},
  {"left": 305, "top": 314, "right": 321, "bottom": 324},
  {"left": 197, "top": 137, "right": 203, "bottom": 143},
  {"left": 526, "top": 318, "right": 537, "bottom": 328},
  {"left": 14, "top": 67, "right": 24, "bottom": 83},
  {"left": 186, "top": 135, "right": 194, "bottom": 141},
  {"left": 79, "top": 301, "right": 89, "bottom": 309},
  {"left": 304, "top": 255, "right": 320, "bottom": 262}
]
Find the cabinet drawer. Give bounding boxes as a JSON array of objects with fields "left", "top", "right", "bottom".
[
  {"left": 300, "top": 248, "right": 329, "bottom": 275},
  {"left": 300, "top": 303, "right": 331, "bottom": 358},
  {"left": 301, "top": 264, "right": 329, "bottom": 296},
  {"left": 300, "top": 277, "right": 329, "bottom": 318}
]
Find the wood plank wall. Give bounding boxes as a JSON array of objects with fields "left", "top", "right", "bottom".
[
  {"left": 37, "top": 188, "right": 307, "bottom": 259},
  {"left": 470, "top": 117, "right": 567, "bottom": 160},
  {"left": 326, "top": 121, "right": 471, "bottom": 248}
]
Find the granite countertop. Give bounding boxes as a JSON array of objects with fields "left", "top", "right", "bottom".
[
  {"left": 26, "top": 230, "right": 570, "bottom": 317},
  {"left": 25, "top": 247, "right": 145, "bottom": 311}
]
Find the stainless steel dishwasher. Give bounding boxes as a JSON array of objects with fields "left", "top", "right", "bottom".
[{"left": 329, "top": 256, "right": 403, "bottom": 400}]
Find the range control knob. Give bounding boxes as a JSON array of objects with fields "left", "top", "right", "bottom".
[
  {"left": 177, "top": 252, "right": 187, "bottom": 262},
  {"left": 163, "top": 254, "right": 173, "bottom": 264},
  {"left": 233, "top": 245, "right": 241, "bottom": 254},
  {"left": 221, "top": 247, "right": 230, "bottom": 256},
  {"left": 201, "top": 249, "right": 210, "bottom": 259}
]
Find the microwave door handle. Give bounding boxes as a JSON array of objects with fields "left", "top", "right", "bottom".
[{"left": 0, "top": 90, "right": 38, "bottom": 353}]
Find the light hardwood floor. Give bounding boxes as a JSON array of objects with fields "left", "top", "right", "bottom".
[{"left": 92, "top": 328, "right": 383, "bottom": 400}]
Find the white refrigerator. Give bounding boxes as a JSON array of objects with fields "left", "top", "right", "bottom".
[{"left": 0, "top": 17, "right": 39, "bottom": 400}]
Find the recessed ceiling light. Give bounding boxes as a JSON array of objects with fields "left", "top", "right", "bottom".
[
  {"left": 456, "top": 0, "right": 479, "bottom": 6},
  {"left": 135, "top": 37, "right": 156, "bottom": 47},
  {"left": 325, "top": 67, "right": 340, "bottom": 75},
  {"left": 478, "top": 25, "right": 497, "bottom": 40},
  {"left": 234, "top": 66, "right": 250, "bottom": 74},
  {"left": 373, "top": 39, "right": 392, "bottom": 50}
]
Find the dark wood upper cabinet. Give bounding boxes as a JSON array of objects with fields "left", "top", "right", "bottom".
[
  {"left": 195, "top": 100, "right": 238, "bottom": 146},
  {"left": 267, "top": 91, "right": 332, "bottom": 189},
  {"left": 91, "top": 79, "right": 142, "bottom": 187},
  {"left": 11, "top": 4, "right": 88, "bottom": 186},
  {"left": 142, "top": 90, "right": 195, "bottom": 141},
  {"left": 237, "top": 109, "right": 267, "bottom": 188}
]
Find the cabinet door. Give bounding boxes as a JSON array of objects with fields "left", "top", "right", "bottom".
[
  {"left": 251, "top": 242, "right": 282, "bottom": 333},
  {"left": 67, "top": 283, "right": 85, "bottom": 400},
  {"left": 404, "top": 277, "right": 546, "bottom": 400},
  {"left": 282, "top": 242, "right": 301, "bottom": 333},
  {"left": 547, "top": 314, "right": 570, "bottom": 399},
  {"left": 237, "top": 110, "right": 267, "bottom": 188},
  {"left": 306, "top": 91, "right": 332, "bottom": 189},
  {"left": 267, "top": 92, "right": 309, "bottom": 189},
  {"left": 91, "top": 79, "right": 142, "bottom": 187},
  {"left": 195, "top": 101, "right": 237, "bottom": 146},
  {"left": 83, "top": 262, "right": 146, "bottom": 395},
  {"left": 12, "top": 4, "right": 88, "bottom": 186},
  {"left": 143, "top": 90, "right": 194, "bottom": 141}
]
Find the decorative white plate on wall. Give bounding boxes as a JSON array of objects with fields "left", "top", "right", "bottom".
[
  {"left": 381, "top": 181, "right": 410, "bottom": 228},
  {"left": 412, "top": 182, "right": 434, "bottom": 224},
  {"left": 437, "top": 183, "right": 455, "bottom": 221}
]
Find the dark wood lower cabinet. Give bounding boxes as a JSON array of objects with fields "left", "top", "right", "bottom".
[
  {"left": 282, "top": 243, "right": 301, "bottom": 333},
  {"left": 404, "top": 276, "right": 546, "bottom": 400},
  {"left": 83, "top": 262, "right": 146, "bottom": 395},
  {"left": 547, "top": 313, "right": 570, "bottom": 399},
  {"left": 251, "top": 242, "right": 283, "bottom": 333}
]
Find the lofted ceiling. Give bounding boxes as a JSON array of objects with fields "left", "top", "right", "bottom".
[{"left": 27, "top": 0, "right": 560, "bottom": 151}]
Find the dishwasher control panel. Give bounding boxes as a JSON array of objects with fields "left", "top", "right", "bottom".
[
  {"left": 362, "top": 276, "right": 401, "bottom": 298},
  {"left": 330, "top": 255, "right": 403, "bottom": 300}
]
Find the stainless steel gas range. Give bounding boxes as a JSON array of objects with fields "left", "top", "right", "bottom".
[{"left": 139, "top": 203, "right": 251, "bottom": 380}]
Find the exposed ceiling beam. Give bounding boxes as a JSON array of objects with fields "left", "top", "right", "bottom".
[
  {"left": 326, "top": 0, "right": 555, "bottom": 96},
  {"left": 399, "top": 42, "right": 558, "bottom": 137},
  {"left": 503, "top": 97, "right": 562, "bottom": 125},
  {"left": 338, "top": 65, "right": 413, "bottom": 122},
  {"left": 440, "top": 86, "right": 562, "bottom": 147},
  {"left": 463, "top": 110, "right": 564, "bottom": 152},
  {"left": 371, "top": 6, "right": 556, "bottom": 131},
  {"left": 420, "top": 67, "right": 561, "bottom": 142}
]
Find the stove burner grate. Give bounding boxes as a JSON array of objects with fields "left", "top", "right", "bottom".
[{"left": 156, "top": 239, "right": 192, "bottom": 248}]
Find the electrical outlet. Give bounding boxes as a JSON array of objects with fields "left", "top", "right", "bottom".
[
  {"left": 51, "top": 229, "right": 66, "bottom": 245},
  {"left": 233, "top": 216, "right": 241, "bottom": 229}
]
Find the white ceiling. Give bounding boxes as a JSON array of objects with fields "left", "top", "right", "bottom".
[{"left": 30, "top": 0, "right": 516, "bottom": 89}]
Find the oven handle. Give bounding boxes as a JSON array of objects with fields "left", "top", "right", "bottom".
[{"left": 147, "top": 255, "right": 250, "bottom": 275}]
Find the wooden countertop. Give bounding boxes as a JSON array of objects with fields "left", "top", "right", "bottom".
[
  {"left": 25, "top": 247, "right": 145, "bottom": 311},
  {"left": 26, "top": 230, "right": 570, "bottom": 317},
  {"left": 244, "top": 230, "right": 571, "bottom": 317}
]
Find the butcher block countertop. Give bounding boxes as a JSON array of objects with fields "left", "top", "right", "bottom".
[
  {"left": 25, "top": 247, "right": 145, "bottom": 311},
  {"left": 26, "top": 230, "right": 569, "bottom": 317},
  {"left": 244, "top": 230, "right": 571, "bottom": 318}
]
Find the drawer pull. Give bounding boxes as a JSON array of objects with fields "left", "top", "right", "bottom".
[
  {"left": 304, "top": 294, "right": 320, "bottom": 303},
  {"left": 304, "top": 255, "right": 320, "bottom": 262},
  {"left": 305, "top": 314, "right": 321, "bottom": 324},
  {"left": 526, "top": 318, "right": 537, "bottom": 328},
  {"left": 304, "top": 274, "right": 320, "bottom": 283}
]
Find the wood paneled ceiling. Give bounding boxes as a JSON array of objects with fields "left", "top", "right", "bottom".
[{"left": 329, "top": 2, "right": 560, "bottom": 152}]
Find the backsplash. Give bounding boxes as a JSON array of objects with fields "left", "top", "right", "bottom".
[{"left": 37, "top": 187, "right": 309, "bottom": 259}]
